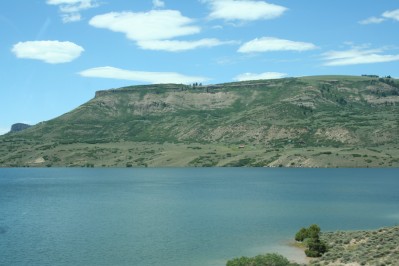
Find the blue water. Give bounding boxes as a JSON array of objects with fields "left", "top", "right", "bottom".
[{"left": 0, "top": 168, "right": 398, "bottom": 266}]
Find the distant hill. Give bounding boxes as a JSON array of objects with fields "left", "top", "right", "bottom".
[{"left": 1, "top": 75, "right": 398, "bottom": 167}]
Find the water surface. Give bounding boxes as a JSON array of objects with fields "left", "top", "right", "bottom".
[{"left": 0, "top": 168, "right": 398, "bottom": 265}]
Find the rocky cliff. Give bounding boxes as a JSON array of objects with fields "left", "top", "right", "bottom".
[{"left": 10, "top": 123, "right": 31, "bottom": 133}]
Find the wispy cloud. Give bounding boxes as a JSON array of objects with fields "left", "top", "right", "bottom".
[
  {"left": 238, "top": 37, "right": 317, "bottom": 53},
  {"left": 46, "top": 0, "right": 99, "bottom": 23},
  {"left": 90, "top": 10, "right": 199, "bottom": 41},
  {"left": 79, "top": 66, "right": 209, "bottom": 84},
  {"left": 383, "top": 9, "right": 399, "bottom": 21},
  {"left": 359, "top": 9, "right": 399, "bottom": 25},
  {"left": 359, "top": 16, "right": 385, "bottom": 25},
  {"left": 12, "top": 40, "right": 84, "bottom": 64},
  {"left": 153, "top": 0, "right": 165, "bottom": 8},
  {"left": 234, "top": 71, "right": 287, "bottom": 81},
  {"left": 137, "top": 38, "right": 236, "bottom": 52},
  {"left": 322, "top": 46, "right": 399, "bottom": 66},
  {"left": 204, "top": 0, "right": 287, "bottom": 21},
  {"left": 89, "top": 10, "right": 232, "bottom": 52}
]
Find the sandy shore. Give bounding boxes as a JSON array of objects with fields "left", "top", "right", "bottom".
[{"left": 276, "top": 241, "right": 310, "bottom": 265}]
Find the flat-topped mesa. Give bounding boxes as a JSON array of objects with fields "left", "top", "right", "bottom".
[
  {"left": 94, "top": 84, "right": 193, "bottom": 98},
  {"left": 95, "top": 89, "right": 130, "bottom": 98},
  {"left": 93, "top": 81, "right": 285, "bottom": 98},
  {"left": 93, "top": 84, "right": 222, "bottom": 98}
]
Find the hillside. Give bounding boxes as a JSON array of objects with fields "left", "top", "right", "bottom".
[
  {"left": 310, "top": 225, "right": 399, "bottom": 265},
  {"left": 1, "top": 75, "right": 398, "bottom": 167}
]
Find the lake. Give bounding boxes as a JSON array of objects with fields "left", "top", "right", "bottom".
[{"left": 0, "top": 168, "right": 398, "bottom": 265}]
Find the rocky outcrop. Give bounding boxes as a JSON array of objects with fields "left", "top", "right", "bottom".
[{"left": 10, "top": 123, "right": 31, "bottom": 133}]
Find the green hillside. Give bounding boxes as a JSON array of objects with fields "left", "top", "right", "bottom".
[
  {"left": 1, "top": 75, "right": 398, "bottom": 167},
  {"left": 311, "top": 225, "right": 399, "bottom": 265}
]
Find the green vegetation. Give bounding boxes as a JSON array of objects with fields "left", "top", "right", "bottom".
[
  {"left": 227, "top": 224, "right": 399, "bottom": 266},
  {"left": 295, "top": 225, "right": 327, "bottom": 258},
  {"left": 226, "top": 253, "right": 300, "bottom": 266},
  {"left": 1, "top": 75, "right": 398, "bottom": 167},
  {"left": 311, "top": 225, "right": 399, "bottom": 266}
]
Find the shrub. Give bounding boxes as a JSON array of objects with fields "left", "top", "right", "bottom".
[
  {"left": 305, "top": 249, "right": 319, "bottom": 257},
  {"left": 226, "top": 256, "right": 251, "bottom": 266},
  {"left": 306, "top": 238, "right": 327, "bottom": 257},
  {"left": 226, "top": 253, "right": 293, "bottom": 266},
  {"left": 307, "top": 224, "right": 321, "bottom": 239},
  {"left": 253, "top": 253, "right": 291, "bottom": 266},
  {"left": 295, "top": 224, "right": 327, "bottom": 258},
  {"left": 295, "top": 227, "right": 308, "bottom": 241}
]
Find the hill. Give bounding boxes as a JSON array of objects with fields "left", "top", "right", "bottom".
[{"left": 1, "top": 75, "right": 398, "bottom": 167}]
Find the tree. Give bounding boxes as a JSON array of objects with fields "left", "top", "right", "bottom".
[
  {"left": 295, "top": 224, "right": 320, "bottom": 241},
  {"left": 295, "top": 227, "right": 308, "bottom": 241},
  {"left": 305, "top": 237, "right": 327, "bottom": 257},
  {"left": 307, "top": 224, "right": 321, "bottom": 239},
  {"left": 295, "top": 224, "right": 327, "bottom": 258}
]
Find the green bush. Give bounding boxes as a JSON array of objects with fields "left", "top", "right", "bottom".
[
  {"left": 226, "top": 256, "right": 251, "bottom": 266},
  {"left": 295, "top": 224, "right": 327, "bottom": 258},
  {"left": 307, "top": 224, "right": 321, "bottom": 239},
  {"left": 253, "top": 253, "right": 291, "bottom": 266},
  {"left": 226, "top": 253, "right": 294, "bottom": 266},
  {"left": 295, "top": 224, "right": 320, "bottom": 241},
  {"left": 305, "top": 249, "right": 319, "bottom": 257},
  {"left": 306, "top": 237, "right": 327, "bottom": 257},
  {"left": 295, "top": 227, "right": 308, "bottom": 241}
]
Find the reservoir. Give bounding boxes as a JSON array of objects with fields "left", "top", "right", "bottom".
[{"left": 0, "top": 168, "right": 398, "bottom": 265}]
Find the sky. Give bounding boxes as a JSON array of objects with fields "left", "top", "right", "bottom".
[{"left": 1, "top": 0, "right": 399, "bottom": 135}]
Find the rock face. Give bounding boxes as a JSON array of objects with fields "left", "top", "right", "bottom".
[{"left": 10, "top": 123, "right": 31, "bottom": 133}]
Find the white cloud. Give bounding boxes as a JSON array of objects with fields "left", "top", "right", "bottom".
[
  {"left": 12, "top": 40, "right": 84, "bottom": 64},
  {"left": 238, "top": 37, "right": 317, "bottom": 53},
  {"left": 89, "top": 10, "right": 233, "bottom": 52},
  {"left": 383, "top": 9, "right": 399, "bottom": 21},
  {"left": 205, "top": 0, "right": 287, "bottom": 21},
  {"left": 89, "top": 10, "right": 200, "bottom": 41},
  {"left": 359, "top": 9, "right": 399, "bottom": 25},
  {"left": 153, "top": 0, "right": 165, "bottom": 8},
  {"left": 62, "top": 13, "right": 81, "bottom": 23},
  {"left": 234, "top": 71, "right": 287, "bottom": 81},
  {"left": 79, "top": 66, "right": 209, "bottom": 84},
  {"left": 137, "top": 38, "right": 235, "bottom": 51},
  {"left": 322, "top": 47, "right": 399, "bottom": 66},
  {"left": 359, "top": 16, "right": 385, "bottom": 25},
  {"left": 46, "top": 0, "right": 99, "bottom": 23}
]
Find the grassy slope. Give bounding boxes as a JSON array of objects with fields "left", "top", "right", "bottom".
[
  {"left": 310, "top": 225, "right": 399, "bottom": 266},
  {"left": 1, "top": 76, "right": 398, "bottom": 167}
]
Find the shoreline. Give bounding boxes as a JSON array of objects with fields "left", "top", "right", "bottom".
[
  {"left": 284, "top": 241, "right": 311, "bottom": 265},
  {"left": 267, "top": 240, "right": 310, "bottom": 265},
  {"left": 284, "top": 225, "right": 399, "bottom": 265}
]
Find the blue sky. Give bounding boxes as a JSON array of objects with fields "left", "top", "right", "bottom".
[{"left": 1, "top": 0, "right": 399, "bottom": 134}]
